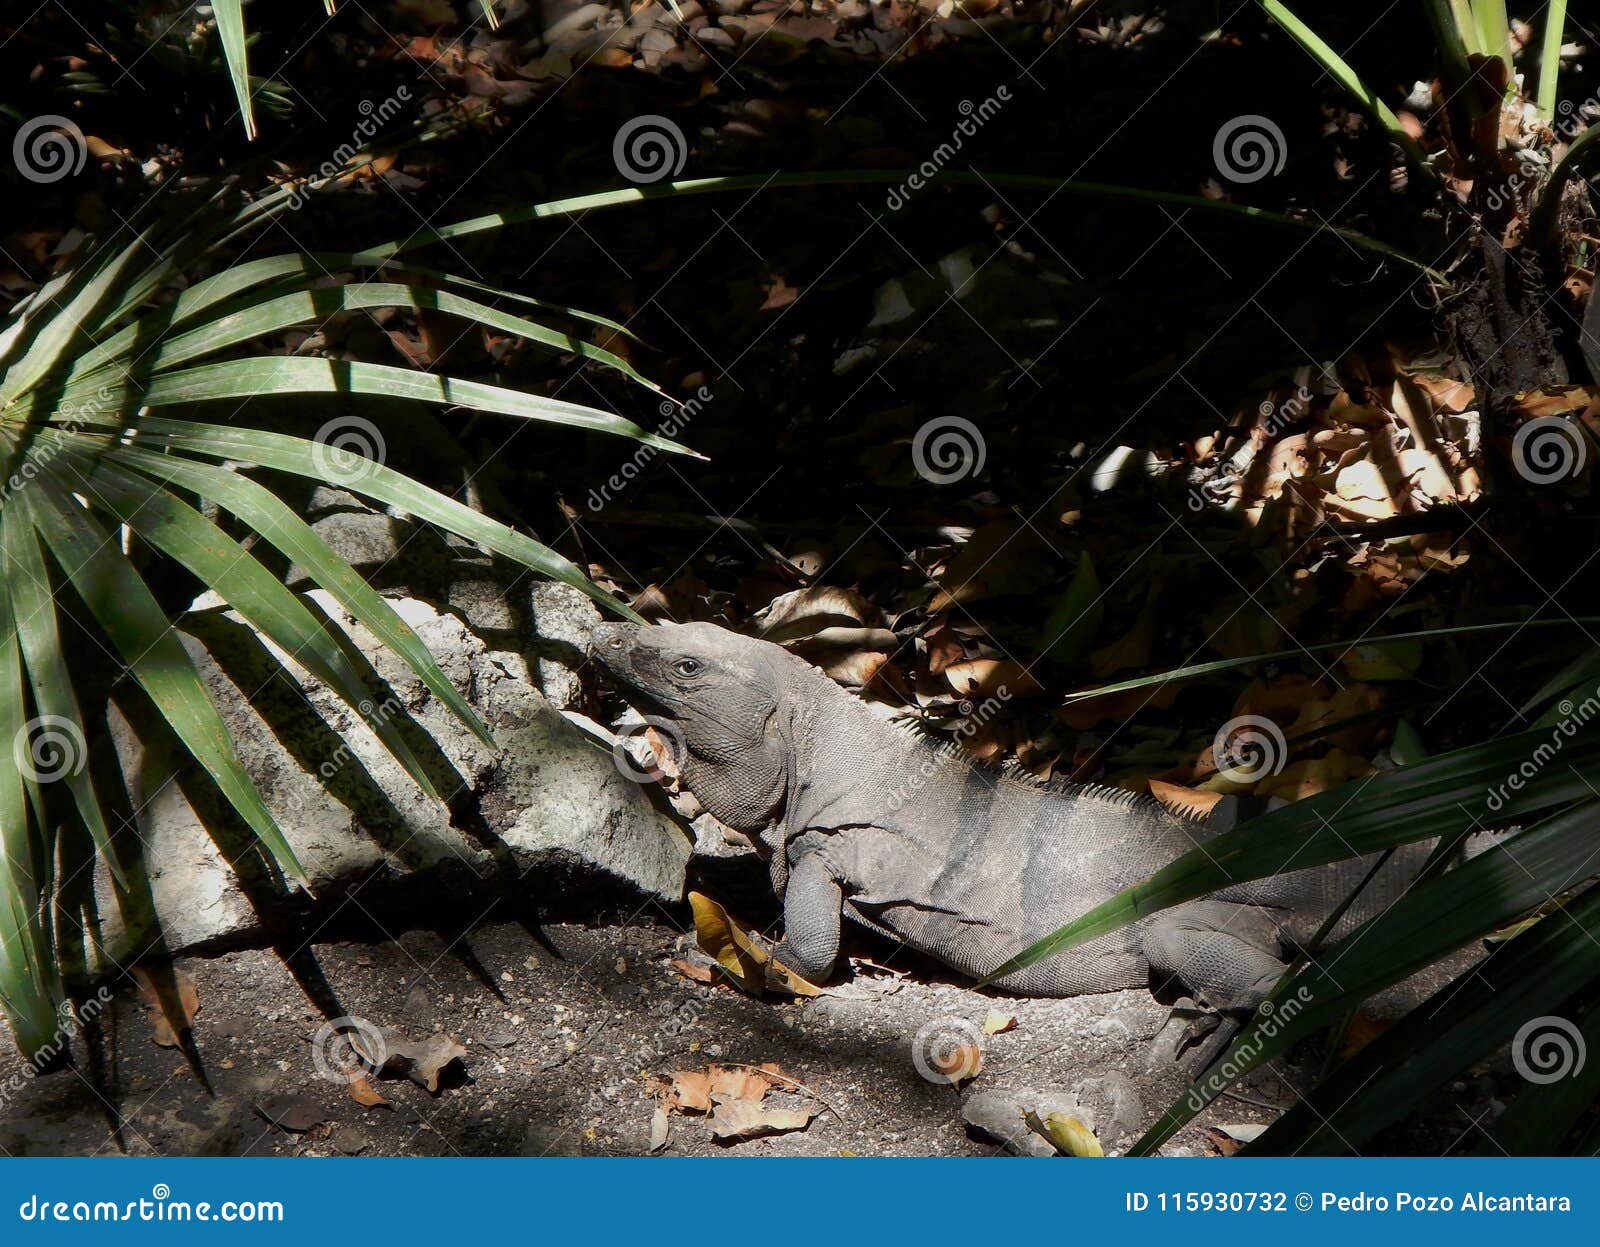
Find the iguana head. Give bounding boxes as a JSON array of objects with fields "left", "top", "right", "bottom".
[{"left": 589, "top": 621, "right": 793, "bottom": 831}]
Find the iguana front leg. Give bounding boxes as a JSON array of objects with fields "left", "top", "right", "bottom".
[{"left": 773, "top": 842, "right": 843, "bottom": 983}]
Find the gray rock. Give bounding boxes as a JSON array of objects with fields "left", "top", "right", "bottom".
[
  {"left": 527, "top": 581, "right": 602, "bottom": 709},
  {"left": 963, "top": 1088, "right": 1098, "bottom": 1157},
  {"left": 961, "top": 1089, "right": 1057, "bottom": 1157},
  {"left": 1070, "top": 1073, "right": 1143, "bottom": 1145},
  {"left": 91, "top": 590, "right": 690, "bottom": 968}
]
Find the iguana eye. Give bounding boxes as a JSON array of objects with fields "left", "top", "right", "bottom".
[{"left": 673, "top": 658, "right": 704, "bottom": 678}]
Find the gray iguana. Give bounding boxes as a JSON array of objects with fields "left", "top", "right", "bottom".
[{"left": 590, "top": 620, "right": 1431, "bottom": 1031}]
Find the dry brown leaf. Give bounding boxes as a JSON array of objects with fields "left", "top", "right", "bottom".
[
  {"left": 928, "top": 521, "right": 1057, "bottom": 611},
  {"left": 356, "top": 1028, "right": 468, "bottom": 1094},
  {"left": 709, "top": 1099, "right": 818, "bottom": 1142},
  {"left": 1255, "top": 749, "right": 1371, "bottom": 801},
  {"left": 709, "top": 1064, "right": 775, "bottom": 1103},
  {"left": 757, "top": 585, "right": 881, "bottom": 642},
  {"left": 347, "top": 1076, "right": 389, "bottom": 1109},
  {"left": 254, "top": 1094, "right": 326, "bottom": 1134},
  {"left": 982, "top": 1010, "right": 1017, "bottom": 1036},
  {"left": 689, "top": 891, "right": 823, "bottom": 996},
  {"left": 665, "top": 1070, "right": 713, "bottom": 1114},
  {"left": 1340, "top": 1011, "right": 1396, "bottom": 1060},
  {"left": 1205, "top": 1123, "right": 1268, "bottom": 1154},
  {"left": 943, "top": 657, "right": 1044, "bottom": 699},
  {"left": 670, "top": 958, "right": 717, "bottom": 984},
  {"left": 1058, "top": 682, "right": 1177, "bottom": 730},
  {"left": 132, "top": 967, "right": 200, "bottom": 1048},
  {"left": 761, "top": 275, "right": 801, "bottom": 310},
  {"left": 1512, "top": 386, "right": 1595, "bottom": 418},
  {"left": 923, "top": 622, "right": 968, "bottom": 674},
  {"left": 1410, "top": 375, "right": 1475, "bottom": 412}
]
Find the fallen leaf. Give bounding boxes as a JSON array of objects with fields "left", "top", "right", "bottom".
[
  {"left": 709, "top": 1064, "right": 773, "bottom": 1103},
  {"left": 254, "top": 1094, "right": 326, "bottom": 1134},
  {"left": 1205, "top": 1123, "right": 1268, "bottom": 1155},
  {"left": 665, "top": 1069, "right": 713, "bottom": 1114},
  {"left": 689, "top": 891, "right": 822, "bottom": 995},
  {"left": 347, "top": 1076, "right": 389, "bottom": 1109},
  {"left": 709, "top": 1099, "right": 818, "bottom": 1142},
  {"left": 132, "top": 967, "right": 200, "bottom": 1048},
  {"left": 356, "top": 1028, "right": 468, "bottom": 1094},
  {"left": 1254, "top": 749, "right": 1371, "bottom": 801},
  {"left": 1340, "top": 638, "right": 1423, "bottom": 681},
  {"left": 757, "top": 585, "right": 881, "bottom": 643},
  {"left": 649, "top": 1105, "right": 670, "bottom": 1152},
  {"left": 943, "top": 657, "right": 1044, "bottom": 699},
  {"left": 1025, "top": 1108, "right": 1103, "bottom": 1156},
  {"left": 1340, "top": 1011, "right": 1395, "bottom": 1060},
  {"left": 689, "top": 891, "right": 770, "bottom": 992},
  {"left": 670, "top": 958, "right": 717, "bottom": 984},
  {"left": 929, "top": 521, "right": 1058, "bottom": 611},
  {"left": 982, "top": 1010, "right": 1017, "bottom": 1035}
]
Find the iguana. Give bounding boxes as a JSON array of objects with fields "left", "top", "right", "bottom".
[{"left": 589, "top": 619, "right": 1432, "bottom": 1031}]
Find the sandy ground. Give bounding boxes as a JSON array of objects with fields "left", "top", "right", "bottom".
[{"left": 0, "top": 910, "right": 1494, "bottom": 1158}]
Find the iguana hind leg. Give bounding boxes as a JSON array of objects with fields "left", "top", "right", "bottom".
[
  {"left": 1140, "top": 899, "right": 1287, "bottom": 1016},
  {"left": 1141, "top": 900, "right": 1289, "bottom": 1069}
]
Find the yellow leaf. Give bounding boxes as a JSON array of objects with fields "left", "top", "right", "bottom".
[
  {"left": 688, "top": 891, "right": 823, "bottom": 996},
  {"left": 1037, "top": 1110, "right": 1104, "bottom": 1156},
  {"left": 982, "top": 1010, "right": 1018, "bottom": 1035}
]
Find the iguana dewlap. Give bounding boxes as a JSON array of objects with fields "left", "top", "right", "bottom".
[{"left": 589, "top": 620, "right": 1429, "bottom": 1012}]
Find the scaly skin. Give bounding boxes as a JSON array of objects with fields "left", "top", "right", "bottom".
[{"left": 589, "top": 620, "right": 1430, "bottom": 1014}]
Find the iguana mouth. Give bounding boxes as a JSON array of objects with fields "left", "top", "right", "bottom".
[{"left": 588, "top": 622, "right": 674, "bottom": 716}]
